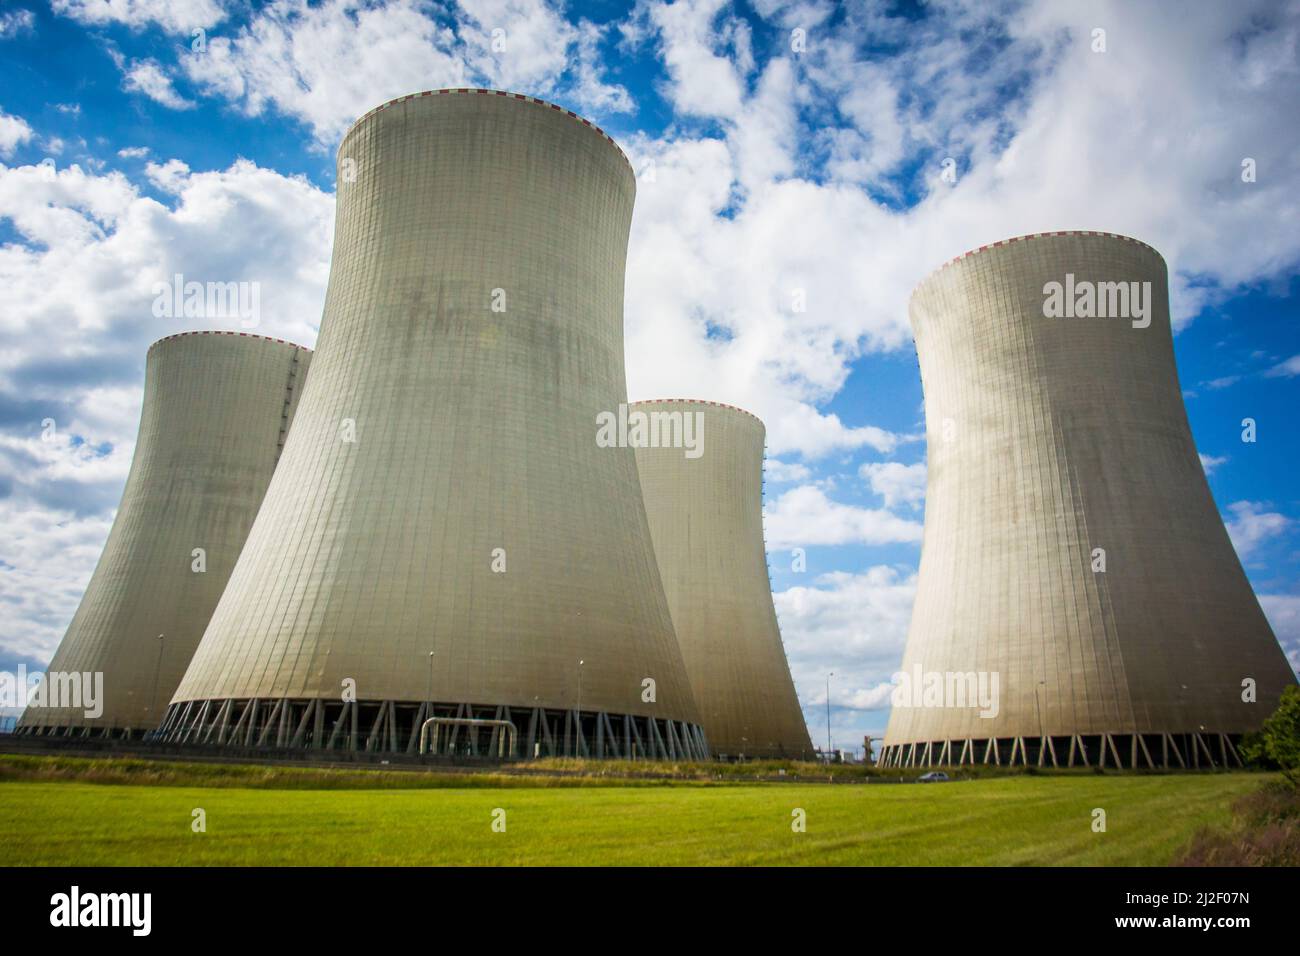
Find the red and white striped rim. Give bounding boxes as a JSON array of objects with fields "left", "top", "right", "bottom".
[
  {"left": 919, "top": 230, "right": 1162, "bottom": 288},
  {"left": 340, "top": 88, "right": 633, "bottom": 171},
  {"left": 629, "top": 398, "right": 764, "bottom": 425},
  {"left": 148, "top": 330, "right": 310, "bottom": 352}
]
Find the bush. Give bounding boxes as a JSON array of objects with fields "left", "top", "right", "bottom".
[
  {"left": 1177, "top": 783, "right": 1300, "bottom": 866},
  {"left": 1241, "top": 685, "right": 1300, "bottom": 788}
]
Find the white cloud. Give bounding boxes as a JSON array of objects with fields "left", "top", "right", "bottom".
[
  {"left": 860, "top": 460, "right": 926, "bottom": 509},
  {"left": 571, "top": 19, "right": 635, "bottom": 114},
  {"left": 819, "top": 68, "right": 907, "bottom": 186},
  {"left": 1266, "top": 354, "right": 1300, "bottom": 378},
  {"left": 0, "top": 500, "right": 113, "bottom": 663},
  {"left": 0, "top": 155, "right": 332, "bottom": 663},
  {"left": 0, "top": 109, "right": 33, "bottom": 158},
  {"left": 0, "top": 159, "right": 330, "bottom": 347},
  {"left": 764, "top": 458, "right": 811, "bottom": 483},
  {"left": 454, "top": 0, "right": 574, "bottom": 93},
  {"left": 622, "top": 134, "right": 917, "bottom": 458},
  {"left": 144, "top": 157, "right": 192, "bottom": 192},
  {"left": 1258, "top": 594, "right": 1300, "bottom": 674},
  {"left": 51, "top": 0, "right": 227, "bottom": 34},
  {"left": 771, "top": 405, "right": 908, "bottom": 458},
  {"left": 777, "top": 567, "right": 917, "bottom": 673},
  {"left": 775, "top": 565, "right": 917, "bottom": 745},
  {"left": 121, "top": 58, "right": 195, "bottom": 110},
  {"left": 182, "top": 0, "right": 466, "bottom": 143},
  {"left": 1204, "top": 375, "right": 1241, "bottom": 390},
  {"left": 643, "top": 0, "right": 749, "bottom": 120},
  {"left": 0, "top": 8, "right": 36, "bottom": 38},
  {"left": 117, "top": 145, "right": 151, "bottom": 159},
  {"left": 1199, "top": 453, "right": 1228, "bottom": 475},
  {"left": 747, "top": 0, "right": 835, "bottom": 31},
  {"left": 764, "top": 484, "right": 922, "bottom": 549},
  {"left": 614, "top": 0, "right": 1300, "bottom": 465},
  {"left": 179, "top": 0, "right": 633, "bottom": 145},
  {"left": 891, "top": 0, "right": 1300, "bottom": 328},
  {"left": 0, "top": 425, "right": 134, "bottom": 502},
  {"left": 0, "top": 159, "right": 333, "bottom": 655},
  {"left": 1225, "top": 500, "right": 1291, "bottom": 559}
]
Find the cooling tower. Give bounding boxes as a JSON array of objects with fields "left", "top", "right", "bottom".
[
  {"left": 18, "top": 331, "right": 310, "bottom": 736},
  {"left": 631, "top": 400, "right": 812, "bottom": 759},
  {"left": 882, "top": 232, "right": 1296, "bottom": 770},
  {"left": 165, "top": 90, "right": 706, "bottom": 760}
]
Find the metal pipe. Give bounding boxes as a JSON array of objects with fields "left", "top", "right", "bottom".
[{"left": 419, "top": 717, "right": 517, "bottom": 758}]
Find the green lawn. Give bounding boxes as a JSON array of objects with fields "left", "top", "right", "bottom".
[{"left": 0, "top": 767, "right": 1267, "bottom": 865}]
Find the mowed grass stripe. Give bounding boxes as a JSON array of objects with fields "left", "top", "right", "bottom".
[{"left": 0, "top": 774, "right": 1262, "bottom": 866}]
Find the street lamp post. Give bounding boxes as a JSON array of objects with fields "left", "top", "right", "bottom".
[
  {"left": 1034, "top": 679, "right": 1046, "bottom": 764},
  {"left": 576, "top": 659, "right": 584, "bottom": 758},
  {"left": 532, "top": 695, "right": 541, "bottom": 758},
  {"left": 426, "top": 650, "right": 434, "bottom": 754},
  {"left": 150, "top": 634, "right": 165, "bottom": 722},
  {"left": 826, "top": 671, "right": 834, "bottom": 762},
  {"left": 1034, "top": 679, "right": 1045, "bottom": 736}
]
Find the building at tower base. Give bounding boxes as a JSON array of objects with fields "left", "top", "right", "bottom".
[{"left": 881, "top": 232, "right": 1297, "bottom": 770}]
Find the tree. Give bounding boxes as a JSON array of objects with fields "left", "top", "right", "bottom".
[{"left": 1242, "top": 685, "right": 1300, "bottom": 788}]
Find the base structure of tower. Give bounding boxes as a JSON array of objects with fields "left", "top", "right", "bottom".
[
  {"left": 14, "top": 724, "right": 149, "bottom": 742},
  {"left": 878, "top": 731, "right": 1245, "bottom": 770},
  {"left": 157, "top": 698, "right": 708, "bottom": 761}
]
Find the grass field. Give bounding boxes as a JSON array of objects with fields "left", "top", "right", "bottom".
[{"left": 0, "top": 755, "right": 1271, "bottom": 865}]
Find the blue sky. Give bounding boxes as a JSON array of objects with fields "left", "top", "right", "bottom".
[{"left": 0, "top": 0, "right": 1297, "bottom": 752}]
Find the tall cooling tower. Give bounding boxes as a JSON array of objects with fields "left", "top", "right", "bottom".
[
  {"left": 165, "top": 90, "right": 706, "bottom": 760},
  {"left": 882, "top": 232, "right": 1296, "bottom": 770},
  {"left": 631, "top": 400, "right": 812, "bottom": 759},
  {"left": 18, "top": 331, "right": 310, "bottom": 737}
]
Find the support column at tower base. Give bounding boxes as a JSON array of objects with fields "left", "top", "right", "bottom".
[
  {"left": 159, "top": 698, "right": 710, "bottom": 761},
  {"left": 878, "top": 731, "right": 1244, "bottom": 771}
]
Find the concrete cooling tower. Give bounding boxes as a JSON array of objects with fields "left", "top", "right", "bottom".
[
  {"left": 631, "top": 400, "right": 812, "bottom": 759},
  {"left": 165, "top": 90, "right": 706, "bottom": 760},
  {"left": 18, "top": 331, "right": 310, "bottom": 737},
  {"left": 882, "top": 232, "right": 1296, "bottom": 770}
]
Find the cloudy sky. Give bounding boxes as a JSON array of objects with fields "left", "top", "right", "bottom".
[{"left": 1, "top": 0, "right": 1298, "bottom": 750}]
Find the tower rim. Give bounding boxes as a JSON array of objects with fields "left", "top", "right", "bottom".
[
  {"left": 628, "top": 397, "right": 764, "bottom": 426},
  {"left": 338, "top": 88, "right": 632, "bottom": 171},
  {"left": 914, "top": 230, "right": 1163, "bottom": 295},
  {"left": 148, "top": 329, "right": 311, "bottom": 354}
]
